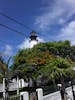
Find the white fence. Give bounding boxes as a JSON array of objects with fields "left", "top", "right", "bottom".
[
  {"left": 0, "top": 86, "right": 74, "bottom": 100},
  {"left": 43, "top": 91, "right": 61, "bottom": 100},
  {"left": 0, "top": 84, "right": 3, "bottom": 92},
  {"left": 43, "top": 87, "right": 73, "bottom": 100},
  {"left": 0, "top": 79, "right": 28, "bottom": 92},
  {"left": 0, "top": 82, "right": 17, "bottom": 92}
]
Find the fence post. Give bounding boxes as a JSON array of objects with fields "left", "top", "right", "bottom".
[
  {"left": 3, "top": 78, "right": 5, "bottom": 100},
  {"left": 36, "top": 88, "right": 43, "bottom": 100},
  {"left": 20, "top": 92, "right": 29, "bottom": 100},
  {"left": 17, "top": 76, "right": 19, "bottom": 96}
]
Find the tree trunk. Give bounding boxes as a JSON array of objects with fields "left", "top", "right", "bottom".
[{"left": 60, "top": 76, "right": 65, "bottom": 100}]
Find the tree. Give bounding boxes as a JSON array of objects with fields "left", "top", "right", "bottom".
[
  {"left": 37, "top": 57, "right": 73, "bottom": 83},
  {"left": 11, "top": 41, "right": 75, "bottom": 86},
  {"left": 0, "top": 56, "right": 11, "bottom": 82},
  {"left": 0, "top": 56, "right": 6, "bottom": 82}
]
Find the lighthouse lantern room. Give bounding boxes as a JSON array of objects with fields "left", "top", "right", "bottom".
[{"left": 29, "top": 31, "right": 38, "bottom": 48}]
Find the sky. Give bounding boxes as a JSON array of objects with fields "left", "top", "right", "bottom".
[{"left": 0, "top": 0, "right": 75, "bottom": 59}]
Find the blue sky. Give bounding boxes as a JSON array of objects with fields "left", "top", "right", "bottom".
[{"left": 0, "top": 0, "right": 75, "bottom": 58}]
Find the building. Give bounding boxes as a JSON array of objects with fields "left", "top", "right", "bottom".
[{"left": 29, "top": 31, "right": 38, "bottom": 48}]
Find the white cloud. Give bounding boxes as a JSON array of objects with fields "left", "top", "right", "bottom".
[
  {"left": 37, "top": 37, "right": 44, "bottom": 43},
  {"left": 58, "top": 21, "right": 75, "bottom": 44},
  {"left": 34, "top": 0, "right": 75, "bottom": 31},
  {"left": 18, "top": 38, "right": 30, "bottom": 49},
  {"left": 18, "top": 37, "right": 44, "bottom": 49},
  {"left": 3, "top": 45, "right": 13, "bottom": 56}
]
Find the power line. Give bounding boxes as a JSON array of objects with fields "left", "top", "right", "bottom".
[
  {"left": 0, "top": 12, "right": 33, "bottom": 31},
  {"left": 0, "top": 12, "right": 43, "bottom": 37},
  {"left": 0, "top": 12, "right": 45, "bottom": 46},
  {"left": 0, "top": 23, "right": 27, "bottom": 37},
  {"left": 0, "top": 38, "right": 18, "bottom": 46}
]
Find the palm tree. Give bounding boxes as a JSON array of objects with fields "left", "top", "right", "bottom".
[
  {"left": 39, "top": 57, "right": 73, "bottom": 99},
  {"left": 0, "top": 56, "right": 7, "bottom": 82},
  {"left": 0, "top": 56, "right": 12, "bottom": 78},
  {"left": 0, "top": 56, "right": 12, "bottom": 99}
]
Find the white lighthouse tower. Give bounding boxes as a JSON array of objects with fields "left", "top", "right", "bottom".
[{"left": 29, "top": 31, "right": 38, "bottom": 48}]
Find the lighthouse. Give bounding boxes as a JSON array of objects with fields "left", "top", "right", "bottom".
[{"left": 29, "top": 31, "right": 38, "bottom": 48}]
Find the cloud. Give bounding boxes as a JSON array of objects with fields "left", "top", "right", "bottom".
[
  {"left": 18, "top": 37, "right": 44, "bottom": 49},
  {"left": 34, "top": 0, "right": 75, "bottom": 31},
  {"left": 18, "top": 38, "right": 30, "bottom": 49},
  {"left": 37, "top": 37, "right": 44, "bottom": 42},
  {"left": 3, "top": 45, "right": 13, "bottom": 56},
  {"left": 58, "top": 21, "right": 75, "bottom": 44}
]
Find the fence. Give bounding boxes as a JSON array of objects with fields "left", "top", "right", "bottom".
[
  {"left": 0, "top": 87, "right": 74, "bottom": 100},
  {"left": 43, "top": 91, "right": 61, "bottom": 100},
  {"left": 43, "top": 87, "right": 73, "bottom": 100}
]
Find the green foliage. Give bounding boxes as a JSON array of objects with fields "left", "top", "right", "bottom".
[
  {"left": 0, "top": 56, "right": 12, "bottom": 83},
  {"left": 11, "top": 40, "right": 75, "bottom": 84},
  {"left": 40, "top": 57, "right": 72, "bottom": 79}
]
